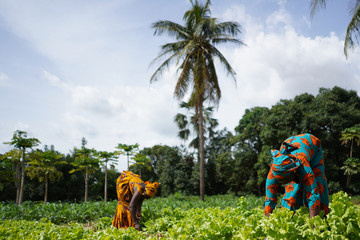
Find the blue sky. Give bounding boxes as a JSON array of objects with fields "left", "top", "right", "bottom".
[{"left": 1, "top": 0, "right": 359, "bottom": 171}]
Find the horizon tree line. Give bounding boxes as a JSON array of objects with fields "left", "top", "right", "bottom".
[{"left": 1, "top": 86, "right": 359, "bottom": 203}]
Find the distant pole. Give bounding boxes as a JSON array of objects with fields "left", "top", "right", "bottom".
[{"left": 127, "top": 153, "right": 129, "bottom": 171}]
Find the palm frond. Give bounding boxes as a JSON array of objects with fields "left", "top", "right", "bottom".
[
  {"left": 174, "top": 113, "right": 188, "bottom": 129},
  {"left": 214, "top": 21, "right": 242, "bottom": 36},
  {"left": 179, "top": 100, "right": 192, "bottom": 109},
  {"left": 344, "top": 2, "right": 360, "bottom": 57},
  {"left": 205, "top": 56, "right": 221, "bottom": 104},
  {"left": 209, "top": 44, "right": 237, "bottom": 81},
  {"left": 212, "top": 37, "right": 245, "bottom": 46},
  {"left": 176, "top": 39, "right": 197, "bottom": 65},
  {"left": 178, "top": 129, "right": 190, "bottom": 141},
  {"left": 150, "top": 52, "right": 179, "bottom": 83},
  {"left": 152, "top": 20, "right": 190, "bottom": 40},
  {"left": 174, "top": 54, "right": 193, "bottom": 99},
  {"left": 310, "top": 0, "right": 327, "bottom": 18}
]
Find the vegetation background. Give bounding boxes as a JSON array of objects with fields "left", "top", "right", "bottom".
[{"left": 1, "top": 86, "right": 359, "bottom": 203}]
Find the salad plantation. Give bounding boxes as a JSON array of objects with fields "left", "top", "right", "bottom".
[{"left": 0, "top": 192, "right": 359, "bottom": 239}]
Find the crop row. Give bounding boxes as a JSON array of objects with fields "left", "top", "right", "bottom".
[
  {"left": 0, "top": 194, "right": 256, "bottom": 224},
  {"left": 0, "top": 192, "right": 359, "bottom": 239}
]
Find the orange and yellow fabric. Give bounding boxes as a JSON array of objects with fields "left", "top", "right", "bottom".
[
  {"left": 264, "top": 133, "right": 330, "bottom": 216},
  {"left": 112, "top": 171, "right": 159, "bottom": 229}
]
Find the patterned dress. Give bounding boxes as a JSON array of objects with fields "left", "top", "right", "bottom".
[
  {"left": 264, "top": 133, "right": 330, "bottom": 216},
  {"left": 112, "top": 171, "right": 145, "bottom": 229}
]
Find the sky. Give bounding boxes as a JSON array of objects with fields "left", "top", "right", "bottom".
[{"left": 1, "top": 0, "right": 359, "bottom": 171}]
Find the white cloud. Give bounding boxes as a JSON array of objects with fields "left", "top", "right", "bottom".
[
  {"left": 43, "top": 70, "right": 65, "bottom": 88},
  {"left": 65, "top": 112, "right": 98, "bottom": 137},
  {"left": 214, "top": 3, "right": 360, "bottom": 131},
  {"left": 42, "top": 69, "right": 180, "bottom": 152},
  {"left": 266, "top": 7, "right": 292, "bottom": 31},
  {"left": 0, "top": 73, "right": 10, "bottom": 86},
  {"left": 1, "top": 0, "right": 359, "bottom": 159}
]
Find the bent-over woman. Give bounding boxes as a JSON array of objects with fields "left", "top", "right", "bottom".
[
  {"left": 112, "top": 171, "right": 159, "bottom": 230},
  {"left": 264, "top": 133, "right": 329, "bottom": 219}
]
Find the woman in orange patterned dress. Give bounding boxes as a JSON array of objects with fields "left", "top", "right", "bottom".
[
  {"left": 264, "top": 133, "right": 329, "bottom": 219},
  {"left": 112, "top": 171, "right": 159, "bottom": 230}
]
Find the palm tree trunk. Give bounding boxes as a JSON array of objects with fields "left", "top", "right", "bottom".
[
  {"left": 104, "top": 163, "right": 108, "bottom": 202},
  {"left": 15, "top": 160, "right": 21, "bottom": 204},
  {"left": 44, "top": 174, "right": 48, "bottom": 203},
  {"left": 18, "top": 148, "right": 26, "bottom": 205},
  {"left": 198, "top": 101, "right": 205, "bottom": 201},
  {"left": 85, "top": 166, "right": 88, "bottom": 202}
]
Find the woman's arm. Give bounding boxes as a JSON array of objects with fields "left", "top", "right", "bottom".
[
  {"left": 136, "top": 198, "right": 144, "bottom": 221},
  {"left": 129, "top": 188, "right": 143, "bottom": 230},
  {"left": 264, "top": 168, "right": 280, "bottom": 216}
]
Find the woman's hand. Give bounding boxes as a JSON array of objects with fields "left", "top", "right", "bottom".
[
  {"left": 136, "top": 212, "right": 142, "bottom": 221},
  {"left": 134, "top": 222, "right": 141, "bottom": 231}
]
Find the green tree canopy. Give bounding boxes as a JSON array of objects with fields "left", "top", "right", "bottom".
[
  {"left": 4, "top": 130, "right": 40, "bottom": 204},
  {"left": 27, "top": 148, "right": 65, "bottom": 203}
]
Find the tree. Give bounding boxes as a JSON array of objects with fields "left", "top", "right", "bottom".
[
  {"left": 0, "top": 149, "right": 22, "bottom": 198},
  {"left": 4, "top": 130, "right": 40, "bottom": 204},
  {"left": 234, "top": 107, "right": 270, "bottom": 195},
  {"left": 205, "top": 128, "right": 234, "bottom": 195},
  {"left": 310, "top": 0, "right": 360, "bottom": 57},
  {"left": 174, "top": 100, "right": 219, "bottom": 149},
  {"left": 151, "top": 0, "right": 244, "bottom": 200},
  {"left": 27, "top": 148, "right": 65, "bottom": 203},
  {"left": 116, "top": 143, "right": 139, "bottom": 171},
  {"left": 340, "top": 125, "right": 360, "bottom": 158},
  {"left": 259, "top": 86, "right": 360, "bottom": 192},
  {"left": 340, "top": 125, "right": 360, "bottom": 188},
  {"left": 95, "top": 150, "right": 118, "bottom": 202},
  {"left": 341, "top": 158, "right": 360, "bottom": 189},
  {"left": 129, "top": 153, "right": 152, "bottom": 178},
  {"left": 70, "top": 140, "right": 99, "bottom": 202},
  {"left": 0, "top": 150, "right": 21, "bottom": 196}
]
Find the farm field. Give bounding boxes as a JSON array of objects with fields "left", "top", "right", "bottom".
[{"left": 0, "top": 192, "right": 359, "bottom": 239}]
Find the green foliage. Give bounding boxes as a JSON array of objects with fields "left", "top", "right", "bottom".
[
  {"left": 0, "top": 192, "right": 359, "bottom": 239},
  {"left": 1, "top": 87, "right": 360, "bottom": 202},
  {"left": 27, "top": 149, "right": 65, "bottom": 183},
  {"left": 341, "top": 157, "right": 360, "bottom": 176},
  {"left": 70, "top": 147, "right": 99, "bottom": 175},
  {"left": 95, "top": 151, "right": 118, "bottom": 168},
  {"left": 0, "top": 218, "right": 147, "bottom": 240},
  {"left": 4, "top": 130, "right": 40, "bottom": 150},
  {"left": 0, "top": 201, "right": 116, "bottom": 224}
]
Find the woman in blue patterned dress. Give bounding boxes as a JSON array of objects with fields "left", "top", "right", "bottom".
[{"left": 264, "top": 133, "right": 330, "bottom": 218}]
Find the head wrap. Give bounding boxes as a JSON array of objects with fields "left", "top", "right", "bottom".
[
  {"left": 270, "top": 143, "right": 301, "bottom": 180},
  {"left": 144, "top": 181, "right": 159, "bottom": 198}
]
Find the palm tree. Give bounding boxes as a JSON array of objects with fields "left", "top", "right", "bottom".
[
  {"left": 310, "top": 0, "right": 360, "bottom": 57},
  {"left": 340, "top": 125, "right": 360, "bottom": 188},
  {"left": 151, "top": 0, "right": 244, "bottom": 200},
  {"left": 27, "top": 148, "right": 65, "bottom": 203},
  {"left": 4, "top": 130, "right": 40, "bottom": 204},
  {"left": 174, "top": 100, "right": 219, "bottom": 149}
]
